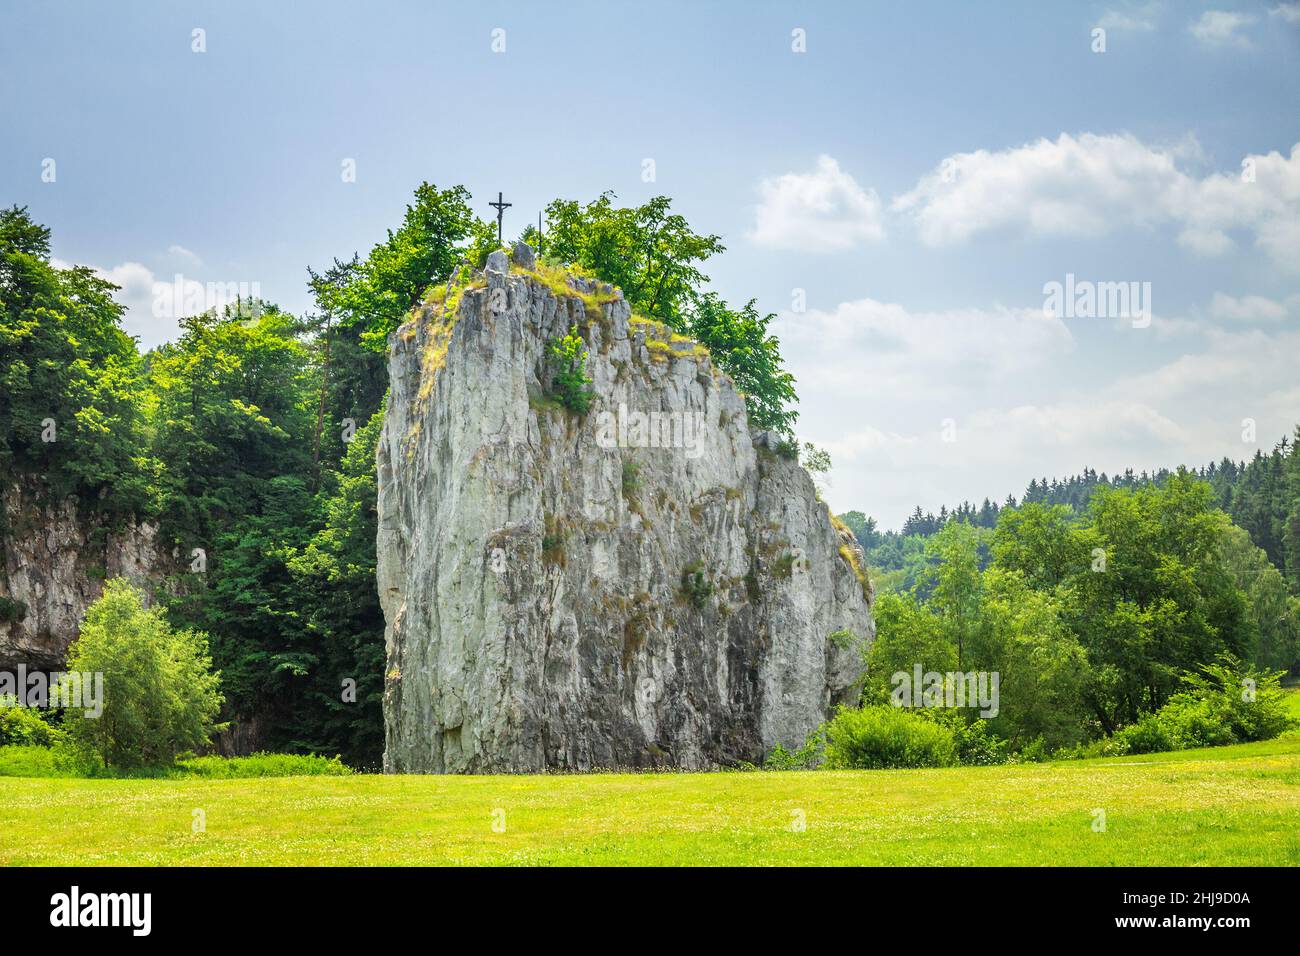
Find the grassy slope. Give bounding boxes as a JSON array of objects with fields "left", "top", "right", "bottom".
[{"left": 2, "top": 734, "right": 1298, "bottom": 866}]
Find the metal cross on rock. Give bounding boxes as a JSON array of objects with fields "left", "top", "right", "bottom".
[{"left": 488, "top": 191, "right": 511, "bottom": 244}]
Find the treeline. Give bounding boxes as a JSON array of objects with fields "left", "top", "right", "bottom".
[
  {"left": 1, "top": 186, "right": 801, "bottom": 767},
  {"left": 860, "top": 473, "right": 1298, "bottom": 758},
  {"left": 843, "top": 434, "right": 1300, "bottom": 602}
]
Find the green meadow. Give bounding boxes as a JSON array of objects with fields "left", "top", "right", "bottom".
[{"left": 2, "top": 733, "right": 1297, "bottom": 867}]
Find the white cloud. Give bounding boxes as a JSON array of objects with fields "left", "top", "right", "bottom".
[
  {"left": 1099, "top": 3, "right": 1160, "bottom": 31},
  {"left": 1177, "top": 145, "right": 1300, "bottom": 265},
  {"left": 893, "top": 133, "right": 1189, "bottom": 245},
  {"left": 167, "top": 244, "right": 202, "bottom": 267},
  {"left": 893, "top": 133, "right": 1300, "bottom": 270},
  {"left": 1208, "top": 292, "right": 1291, "bottom": 323},
  {"left": 749, "top": 155, "right": 886, "bottom": 251},
  {"left": 97, "top": 261, "right": 156, "bottom": 313},
  {"left": 781, "top": 285, "right": 1300, "bottom": 527},
  {"left": 1272, "top": 3, "right": 1300, "bottom": 24},
  {"left": 1189, "top": 10, "right": 1257, "bottom": 47},
  {"left": 48, "top": 244, "right": 270, "bottom": 348},
  {"left": 776, "top": 296, "right": 1073, "bottom": 403}
]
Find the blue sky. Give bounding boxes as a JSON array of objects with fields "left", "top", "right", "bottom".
[{"left": 3, "top": 0, "right": 1299, "bottom": 527}]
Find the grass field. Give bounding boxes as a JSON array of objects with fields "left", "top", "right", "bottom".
[{"left": 2, "top": 733, "right": 1298, "bottom": 866}]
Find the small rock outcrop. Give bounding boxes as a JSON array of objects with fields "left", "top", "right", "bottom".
[
  {"left": 378, "top": 248, "right": 873, "bottom": 773},
  {"left": 0, "top": 480, "right": 161, "bottom": 669}
]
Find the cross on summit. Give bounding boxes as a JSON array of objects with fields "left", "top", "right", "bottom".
[{"left": 489, "top": 191, "right": 511, "bottom": 244}]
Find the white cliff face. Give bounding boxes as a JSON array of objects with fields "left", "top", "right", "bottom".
[
  {"left": 0, "top": 480, "right": 160, "bottom": 668},
  {"left": 378, "top": 247, "right": 873, "bottom": 773}
]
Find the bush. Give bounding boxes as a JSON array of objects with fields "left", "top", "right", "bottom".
[
  {"left": 621, "top": 459, "right": 641, "bottom": 496},
  {"left": 61, "top": 578, "right": 225, "bottom": 770},
  {"left": 0, "top": 744, "right": 72, "bottom": 777},
  {"left": 680, "top": 560, "right": 714, "bottom": 609},
  {"left": 822, "top": 705, "right": 958, "bottom": 769},
  {"left": 0, "top": 745, "right": 354, "bottom": 779},
  {"left": 0, "top": 699, "right": 63, "bottom": 747},
  {"left": 918, "top": 708, "right": 1008, "bottom": 766},
  {"left": 548, "top": 325, "right": 595, "bottom": 413},
  {"left": 1112, "top": 655, "right": 1294, "bottom": 755},
  {"left": 1111, "top": 713, "right": 1178, "bottom": 755},
  {"left": 763, "top": 730, "right": 826, "bottom": 770},
  {"left": 0, "top": 597, "right": 27, "bottom": 623},
  {"left": 174, "top": 752, "right": 352, "bottom": 778},
  {"left": 1016, "top": 737, "right": 1051, "bottom": 763}
]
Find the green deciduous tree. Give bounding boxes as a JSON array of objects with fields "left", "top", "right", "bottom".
[
  {"left": 0, "top": 205, "right": 151, "bottom": 512},
  {"left": 862, "top": 591, "right": 956, "bottom": 703},
  {"left": 974, "top": 567, "right": 1089, "bottom": 749},
  {"left": 1067, "top": 472, "right": 1252, "bottom": 730},
  {"left": 540, "top": 195, "right": 799, "bottom": 436},
  {"left": 314, "top": 184, "right": 489, "bottom": 352},
  {"left": 991, "top": 502, "right": 1089, "bottom": 590},
  {"left": 61, "top": 579, "right": 224, "bottom": 769},
  {"left": 920, "top": 520, "right": 985, "bottom": 668},
  {"left": 1217, "top": 522, "right": 1300, "bottom": 672},
  {"left": 148, "top": 305, "right": 315, "bottom": 547},
  {"left": 683, "top": 293, "right": 798, "bottom": 435},
  {"left": 543, "top": 192, "right": 724, "bottom": 323}
]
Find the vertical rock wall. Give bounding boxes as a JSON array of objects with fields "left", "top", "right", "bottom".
[
  {"left": 379, "top": 250, "right": 873, "bottom": 772},
  {"left": 0, "top": 480, "right": 160, "bottom": 669}
]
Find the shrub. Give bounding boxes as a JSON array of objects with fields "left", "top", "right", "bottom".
[
  {"left": 763, "top": 729, "right": 826, "bottom": 770},
  {"left": 771, "top": 552, "right": 797, "bottom": 579},
  {"left": 1052, "top": 737, "right": 1126, "bottom": 760},
  {"left": 175, "top": 752, "right": 352, "bottom": 778},
  {"left": 621, "top": 459, "right": 641, "bottom": 496},
  {"left": 1111, "top": 713, "right": 1178, "bottom": 755},
  {"left": 0, "top": 699, "right": 63, "bottom": 747},
  {"left": 774, "top": 438, "right": 799, "bottom": 460},
  {"left": 1016, "top": 737, "right": 1051, "bottom": 763},
  {"left": 680, "top": 560, "right": 714, "bottom": 609},
  {"left": 548, "top": 325, "right": 595, "bottom": 413},
  {"left": 0, "top": 746, "right": 354, "bottom": 779},
  {"left": 827, "top": 628, "right": 858, "bottom": 651},
  {"left": 918, "top": 708, "right": 1008, "bottom": 766},
  {"left": 0, "top": 597, "right": 26, "bottom": 623},
  {"left": 822, "top": 705, "right": 958, "bottom": 769},
  {"left": 0, "top": 744, "right": 72, "bottom": 777},
  {"left": 1112, "top": 655, "right": 1293, "bottom": 754},
  {"left": 61, "top": 578, "right": 225, "bottom": 770}
]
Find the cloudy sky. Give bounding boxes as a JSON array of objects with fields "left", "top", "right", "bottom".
[{"left": 3, "top": 0, "right": 1298, "bottom": 527}]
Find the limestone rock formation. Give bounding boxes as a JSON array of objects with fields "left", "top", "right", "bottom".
[
  {"left": 378, "top": 248, "right": 874, "bottom": 773},
  {"left": 0, "top": 480, "right": 161, "bottom": 669}
]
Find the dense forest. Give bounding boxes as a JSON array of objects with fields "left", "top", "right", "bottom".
[{"left": 0, "top": 187, "right": 796, "bottom": 768}]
